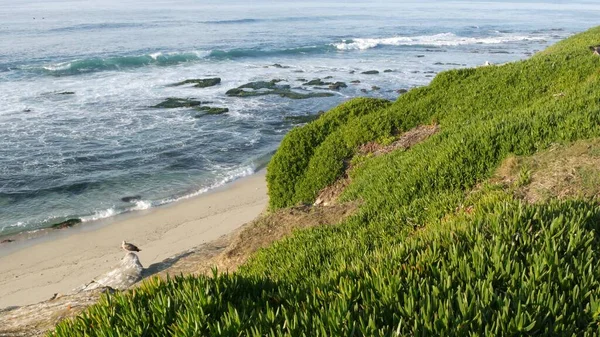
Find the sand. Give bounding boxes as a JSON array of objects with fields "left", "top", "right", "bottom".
[{"left": 0, "top": 172, "right": 268, "bottom": 308}]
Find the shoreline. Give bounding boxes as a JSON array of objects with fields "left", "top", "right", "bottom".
[{"left": 0, "top": 170, "right": 268, "bottom": 308}]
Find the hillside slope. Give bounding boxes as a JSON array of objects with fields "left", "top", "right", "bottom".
[{"left": 53, "top": 27, "right": 600, "bottom": 336}]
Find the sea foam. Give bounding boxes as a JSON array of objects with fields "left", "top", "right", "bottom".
[{"left": 333, "top": 33, "right": 546, "bottom": 50}]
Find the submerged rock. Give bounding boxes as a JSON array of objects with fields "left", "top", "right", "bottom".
[
  {"left": 350, "top": 80, "right": 361, "bottom": 84},
  {"left": 152, "top": 98, "right": 211, "bottom": 109},
  {"left": 361, "top": 70, "right": 379, "bottom": 75},
  {"left": 57, "top": 91, "right": 75, "bottom": 95},
  {"left": 271, "top": 63, "right": 290, "bottom": 68},
  {"left": 194, "top": 106, "right": 229, "bottom": 115},
  {"left": 51, "top": 218, "right": 82, "bottom": 229},
  {"left": 371, "top": 86, "right": 380, "bottom": 91},
  {"left": 170, "top": 78, "right": 221, "bottom": 88},
  {"left": 383, "top": 69, "right": 393, "bottom": 73},
  {"left": 121, "top": 195, "right": 142, "bottom": 203}
]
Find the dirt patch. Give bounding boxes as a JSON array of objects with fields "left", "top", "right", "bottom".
[
  {"left": 492, "top": 139, "right": 600, "bottom": 203},
  {"left": 315, "top": 124, "right": 440, "bottom": 206},
  {"left": 0, "top": 289, "right": 107, "bottom": 336},
  {"left": 216, "top": 203, "right": 357, "bottom": 271},
  {"left": 357, "top": 124, "right": 440, "bottom": 156}
]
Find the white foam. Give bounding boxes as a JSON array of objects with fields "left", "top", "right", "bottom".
[
  {"left": 42, "top": 62, "right": 72, "bottom": 71},
  {"left": 333, "top": 33, "right": 546, "bottom": 50},
  {"left": 159, "top": 166, "right": 255, "bottom": 204},
  {"left": 131, "top": 200, "right": 152, "bottom": 211},
  {"left": 81, "top": 208, "right": 117, "bottom": 222},
  {"left": 149, "top": 52, "right": 163, "bottom": 60}
]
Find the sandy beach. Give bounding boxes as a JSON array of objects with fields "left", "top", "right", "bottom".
[{"left": 0, "top": 172, "right": 267, "bottom": 308}]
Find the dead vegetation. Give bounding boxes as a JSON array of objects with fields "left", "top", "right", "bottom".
[{"left": 492, "top": 139, "right": 600, "bottom": 203}]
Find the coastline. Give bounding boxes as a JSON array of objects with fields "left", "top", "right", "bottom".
[{"left": 0, "top": 170, "right": 268, "bottom": 308}]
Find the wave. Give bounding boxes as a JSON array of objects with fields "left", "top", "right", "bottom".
[
  {"left": 333, "top": 32, "right": 546, "bottom": 50},
  {"left": 48, "top": 22, "right": 145, "bottom": 33},
  {"left": 27, "top": 46, "right": 333, "bottom": 76},
  {"left": 200, "top": 15, "right": 370, "bottom": 25},
  {"left": 34, "top": 51, "right": 209, "bottom": 76},
  {"left": 21, "top": 31, "right": 548, "bottom": 76}
]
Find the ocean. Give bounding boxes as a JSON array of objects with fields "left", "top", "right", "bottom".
[{"left": 0, "top": 0, "right": 598, "bottom": 236}]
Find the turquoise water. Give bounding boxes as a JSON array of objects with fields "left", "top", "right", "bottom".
[{"left": 0, "top": 0, "right": 598, "bottom": 235}]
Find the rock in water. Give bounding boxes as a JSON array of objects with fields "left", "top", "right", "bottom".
[
  {"left": 121, "top": 195, "right": 142, "bottom": 203},
  {"left": 170, "top": 78, "right": 221, "bottom": 88},
  {"left": 152, "top": 98, "right": 211, "bottom": 109},
  {"left": 79, "top": 252, "right": 143, "bottom": 291},
  {"left": 50, "top": 218, "right": 82, "bottom": 229},
  {"left": 361, "top": 70, "right": 379, "bottom": 75}
]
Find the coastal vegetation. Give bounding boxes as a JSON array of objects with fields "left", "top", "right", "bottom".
[{"left": 52, "top": 27, "right": 600, "bottom": 335}]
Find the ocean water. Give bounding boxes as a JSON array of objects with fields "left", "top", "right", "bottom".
[{"left": 0, "top": 0, "right": 598, "bottom": 236}]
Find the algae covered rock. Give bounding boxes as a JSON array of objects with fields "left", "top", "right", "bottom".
[
  {"left": 170, "top": 78, "right": 221, "bottom": 88},
  {"left": 152, "top": 98, "right": 211, "bottom": 108},
  {"left": 51, "top": 218, "right": 82, "bottom": 229},
  {"left": 226, "top": 79, "right": 334, "bottom": 99},
  {"left": 328, "top": 82, "right": 348, "bottom": 90},
  {"left": 194, "top": 106, "right": 229, "bottom": 115}
]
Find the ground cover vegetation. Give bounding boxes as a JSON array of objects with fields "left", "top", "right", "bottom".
[{"left": 52, "top": 27, "right": 600, "bottom": 336}]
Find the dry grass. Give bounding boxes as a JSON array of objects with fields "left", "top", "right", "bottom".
[{"left": 492, "top": 139, "right": 600, "bottom": 203}]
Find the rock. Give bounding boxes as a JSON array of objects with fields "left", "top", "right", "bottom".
[
  {"left": 360, "top": 89, "right": 368, "bottom": 93},
  {"left": 226, "top": 80, "right": 334, "bottom": 99},
  {"left": 0, "top": 239, "right": 15, "bottom": 244},
  {"left": 152, "top": 98, "right": 210, "bottom": 109},
  {"left": 296, "top": 78, "right": 307, "bottom": 82},
  {"left": 361, "top": 70, "right": 379, "bottom": 75},
  {"left": 170, "top": 78, "right": 221, "bottom": 88},
  {"left": 416, "top": 55, "right": 425, "bottom": 58},
  {"left": 284, "top": 113, "right": 322, "bottom": 124},
  {"left": 350, "top": 80, "right": 361, "bottom": 84},
  {"left": 293, "top": 70, "right": 304, "bottom": 73},
  {"left": 323, "top": 76, "right": 333, "bottom": 79},
  {"left": 383, "top": 69, "right": 393, "bottom": 73},
  {"left": 279, "top": 91, "right": 334, "bottom": 99},
  {"left": 50, "top": 218, "right": 82, "bottom": 230},
  {"left": 434, "top": 62, "right": 444, "bottom": 65},
  {"left": 304, "top": 78, "right": 327, "bottom": 86},
  {"left": 238, "top": 79, "right": 287, "bottom": 90},
  {"left": 349, "top": 70, "right": 355, "bottom": 74},
  {"left": 396, "top": 89, "right": 408, "bottom": 94},
  {"left": 371, "top": 86, "right": 380, "bottom": 91},
  {"left": 79, "top": 252, "right": 143, "bottom": 291},
  {"left": 328, "top": 82, "right": 348, "bottom": 90},
  {"left": 194, "top": 106, "right": 229, "bottom": 115},
  {"left": 22, "top": 109, "right": 31, "bottom": 112},
  {"left": 57, "top": 91, "right": 75, "bottom": 95},
  {"left": 121, "top": 195, "right": 142, "bottom": 203},
  {"left": 271, "top": 63, "right": 289, "bottom": 68}
]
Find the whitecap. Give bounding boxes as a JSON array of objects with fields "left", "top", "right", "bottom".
[
  {"left": 333, "top": 33, "right": 546, "bottom": 50},
  {"left": 81, "top": 208, "right": 117, "bottom": 222}
]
